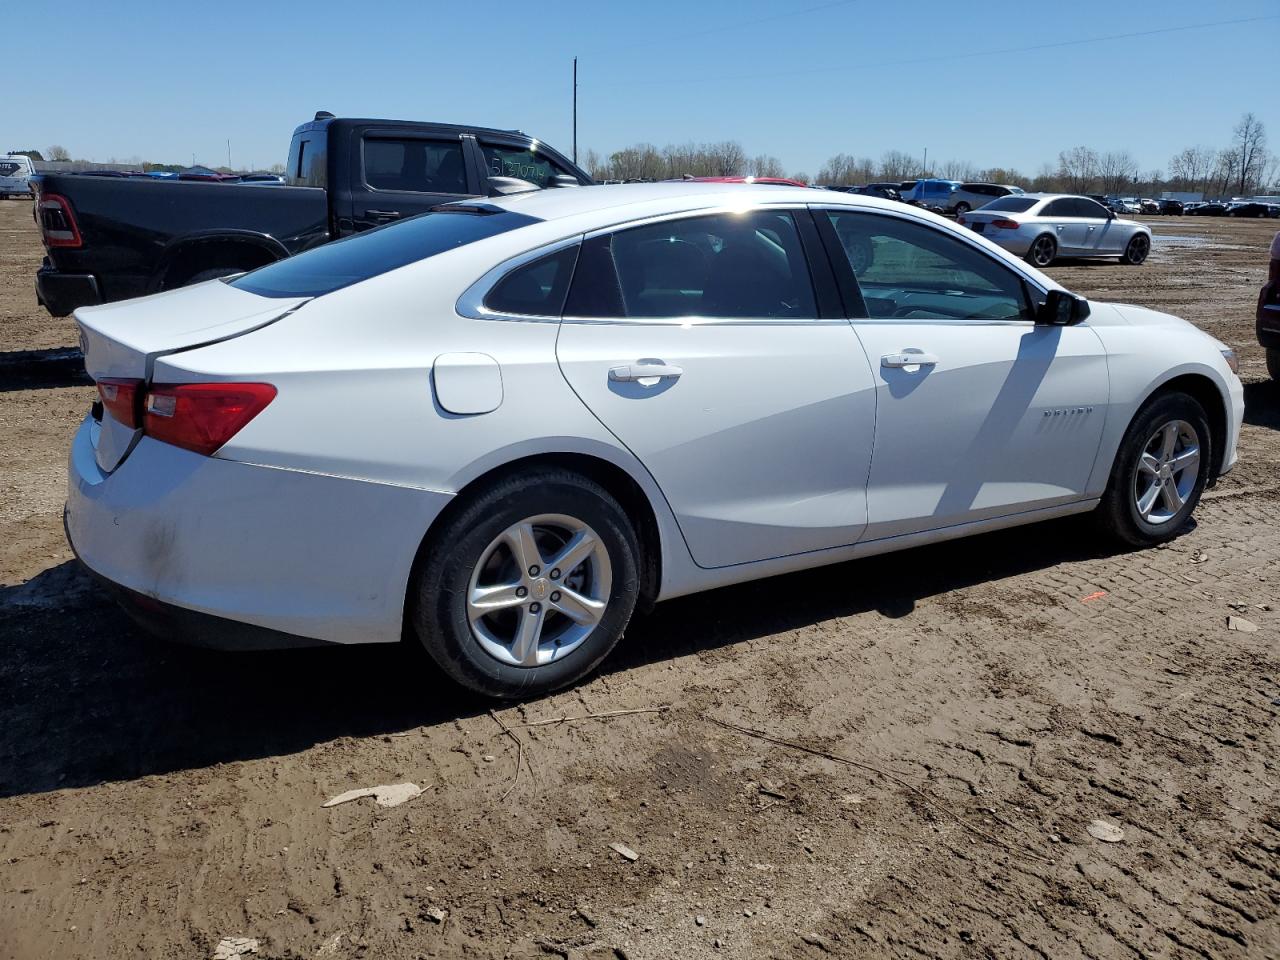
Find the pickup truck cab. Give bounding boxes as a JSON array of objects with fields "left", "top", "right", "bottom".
[{"left": 34, "top": 113, "right": 591, "bottom": 316}]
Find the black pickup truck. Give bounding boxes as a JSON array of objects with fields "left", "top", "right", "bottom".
[{"left": 33, "top": 113, "right": 591, "bottom": 316}]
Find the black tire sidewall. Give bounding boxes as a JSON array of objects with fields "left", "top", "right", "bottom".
[
  {"left": 1123, "top": 235, "right": 1149, "bottom": 265},
  {"left": 415, "top": 472, "right": 640, "bottom": 698},
  {"left": 1102, "top": 392, "right": 1211, "bottom": 545},
  {"left": 1027, "top": 235, "right": 1056, "bottom": 267}
]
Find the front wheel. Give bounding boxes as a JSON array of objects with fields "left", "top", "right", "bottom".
[
  {"left": 412, "top": 468, "right": 641, "bottom": 698},
  {"left": 1095, "top": 392, "right": 1211, "bottom": 547},
  {"left": 1025, "top": 234, "right": 1057, "bottom": 268},
  {"left": 1121, "top": 233, "right": 1150, "bottom": 265}
]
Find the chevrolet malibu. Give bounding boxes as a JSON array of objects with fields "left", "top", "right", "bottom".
[
  {"left": 67, "top": 183, "right": 1243, "bottom": 697},
  {"left": 960, "top": 193, "right": 1152, "bottom": 267}
]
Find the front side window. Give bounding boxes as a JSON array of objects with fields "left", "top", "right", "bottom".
[
  {"left": 481, "top": 143, "right": 575, "bottom": 188},
  {"left": 364, "top": 137, "right": 467, "bottom": 194},
  {"left": 484, "top": 246, "right": 579, "bottom": 316},
  {"left": 575, "top": 210, "right": 817, "bottom": 320},
  {"left": 1070, "top": 197, "right": 1111, "bottom": 218},
  {"left": 824, "top": 210, "right": 1032, "bottom": 321},
  {"left": 232, "top": 209, "right": 539, "bottom": 298}
]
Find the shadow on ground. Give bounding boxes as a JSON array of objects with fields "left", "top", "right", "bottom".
[
  {"left": 1, "top": 516, "right": 1123, "bottom": 798},
  {"left": 1243, "top": 379, "right": 1279, "bottom": 430},
  {"left": 0, "top": 346, "right": 91, "bottom": 392}
]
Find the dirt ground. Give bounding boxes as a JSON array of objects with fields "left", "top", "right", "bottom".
[{"left": 1, "top": 197, "right": 1278, "bottom": 960}]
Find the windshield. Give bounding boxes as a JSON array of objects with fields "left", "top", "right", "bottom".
[
  {"left": 982, "top": 197, "right": 1037, "bottom": 213},
  {"left": 231, "top": 209, "right": 540, "bottom": 298}
]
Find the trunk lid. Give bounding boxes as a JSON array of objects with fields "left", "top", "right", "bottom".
[{"left": 76, "top": 279, "right": 308, "bottom": 471}]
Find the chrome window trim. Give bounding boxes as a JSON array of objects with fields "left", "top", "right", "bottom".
[{"left": 456, "top": 235, "right": 584, "bottom": 323}]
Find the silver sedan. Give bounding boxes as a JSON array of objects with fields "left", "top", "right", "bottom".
[{"left": 959, "top": 193, "right": 1152, "bottom": 267}]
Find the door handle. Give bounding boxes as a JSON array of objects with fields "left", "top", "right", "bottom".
[
  {"left": 609, "top": 362, "right": 683, "bottom": 383},
  {"left": 881, "top": 352, "right": 939, "bottom": 368},
  {"left": 367, "top": 209, "right": 401, "bottom": 220}
]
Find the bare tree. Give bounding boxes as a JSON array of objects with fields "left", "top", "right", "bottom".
[
  {"left": 46, "top": 144, "right": 71, "bottom": 161},
  {"left": 608, "top": 143, "right": 664, "bottom": 180},
  {"left": 816, "top": 153, "right": 874, "bottom": 185},
  {"left": 1230, "top": 112, "right": 1267, "bottom": 195},
  {"left": 879, "top": 150, "right": 917, "bottom": 181},
  {"left": 1097, "top": 150, "right": 1139, "bottom": 195},
  {"left": 747, "top": 154, "right": 785, "bottom": 178},
  {"left": 938, "top": 158, "right": 977, "bottom": 181},
  {"left": 581, "top": 148, "right": 606, "bottom": 180},
  {"left": 976, "top": 166, "right": 1025, "bottom": 186},
  {"left": 1057, "top": 146, "right": 1099, "bottom": 193},
  {"left": 707, "top": 141, "right": 747, "bottom": 177},
  {"left": 790, "top": 171, "right": 811, "bottom": 186}
]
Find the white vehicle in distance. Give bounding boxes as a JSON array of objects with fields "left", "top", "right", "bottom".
[
  {"left": 66, "top": 183, "right": 1242, "bottom": 698},
  {"left": 960, "top": 194, "right": 1153, "bottom": 267},
  {"left": 0, "top": 154, "right": 36, "bottom": 198}
]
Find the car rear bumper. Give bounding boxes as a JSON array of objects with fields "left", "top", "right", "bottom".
[
  {"left": 65, "top": 417, "right": 453, "bottom": 649},
  {"left": 968, "top": 224, "right": 1033, "bottom": 255},
  {"left": 36, "top": 266, "right": 101, "bottom": 317}
]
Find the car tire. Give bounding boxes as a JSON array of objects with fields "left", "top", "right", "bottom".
[
  {"left": 1026, "top": 234, "right": 1057, "bottom": 268},
  {"left": 412, "top": 468, "right": 641, "bottom": 699},
  {"left": 1095, "top": 391, "right": 1212, "bottom": 548},
  {"left": 1120, "top": 233, "right": 1150, "bottom": 265},
  {"left": 1267, "top": 348, "right": 1280, "bottom": 381},
  {"left": 953, "top": 201, "right": 970, "bottom": 217}
]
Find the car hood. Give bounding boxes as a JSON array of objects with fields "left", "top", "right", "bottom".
[{"left": 1109, "top": 303, "right": 1227, "bottom": 348}]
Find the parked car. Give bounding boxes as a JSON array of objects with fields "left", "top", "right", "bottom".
[
  {"left": 900, "top": 178, "right": 959, "bottom": 210},
  {"left": 948, "top": 182, "right": 1023, "bottom": 216},
  {"left": 65, "top": 183, "right": 1241, "bottom": 697},
  {"left": 0, "top": 153, "right": 36, "bottom": 198},
  {"left": 1189, "top": 202, "right": 1229, "bottom": 216},
  {"left": 851, "top": 184, "right": 903, "bottom": 202},
  {"left": 1139, "top": 199, "right": 1160, "bottom": 214},
  {"left": 1228, "top": 202, "right": 1280, "bottom": 218},
  {"left": 239, "top": 172, "right": 287, "bottom": 185},
  {"left": 1157, "top": 199, "right": 1185, "bottom": 215},
  {"left": 32, "top": 112, "right": 591, "bottom": 316},
  {"left": 959, "top": 194, "right": 1152, "bottom": 267},
  {"left": 1259, "top": 232, "right": 1280, "bottom": 380},
  {"left": 1105, "top": 198, "right": 1141, "bottom": 215}
]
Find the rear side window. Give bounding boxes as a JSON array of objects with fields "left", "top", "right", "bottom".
[
  {"left": 484, "top": 246, "right": 579, "bottom": 317},
  {"left": 287, "top": 136, "right": 327, "bottom": 188},
  {"left": 231, "top": 209, "right": 539, "bottom": 298},
  {"left": 481, "top": 143, "right": 576, "bottom": 188},
  {"left": 570, "top": 211, "right": 817, "bottom": 320},
  {"left": 984, "top": 197, "right": 1037, "bottom": 213},
  {"left": 364, "top": 138, "right": 468, "bottom": 194}
]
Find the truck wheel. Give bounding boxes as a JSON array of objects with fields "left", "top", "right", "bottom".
[{"left": 1268, "top": 348, "right": 1280, "bottom": 381}]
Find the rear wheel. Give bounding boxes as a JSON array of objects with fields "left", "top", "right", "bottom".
[
  {"left": 413, "top": 469, "right": 641, "bottom": 698},
  {"left": 1026, "top": 234, "right": 1057, "bottom": 268},
  {"left": 1121, "top": 233, "right": 1150, "bottom": 265},
  {"left": 1267, "top": 348, "right": 1280, "bottom": 381},
  {"left": 953, "top": 201, "right": 970, "bottom": 217},
  {"left": 1095, "top": 392, "right": 1211, "bottom": 547}
]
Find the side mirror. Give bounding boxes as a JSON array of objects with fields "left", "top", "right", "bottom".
[
  {"left": 547, "top": 174, "right": 582, "bottom": 188},
  {"left": 1036, "top": 289, "right": 1090, "bottom": 326}
]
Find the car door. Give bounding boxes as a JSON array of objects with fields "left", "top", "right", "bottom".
[
  {"left": 818, "top": 207, "right": 1109, "bottom": 541},
  {"left": 1075, "top": 197, "right": 1124, "bottom": 253},
  {"left": 555, "top": 207, "right": 878, "bottom": 569},
  {"left": 1039, "top": 198, "right": 1089, "bottom": 254},
  {"left": 349, "top": 130, "right": 479, "bottom": 232}
]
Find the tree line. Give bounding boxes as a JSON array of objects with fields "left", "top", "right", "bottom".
[{"left": 584, "top": 113, "right": 1279, "bottom": 198}]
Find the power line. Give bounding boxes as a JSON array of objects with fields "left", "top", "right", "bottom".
[{"left": 601, "top": 14, "right": 1280, "bottom": 90}]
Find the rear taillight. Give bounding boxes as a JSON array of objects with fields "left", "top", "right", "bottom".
[
  {"left": 956, "top": 215, "right": 966, "bottom": 225},
  {"left": 143, "top": 383, "right": 277, "bottom": 456},
  {"left": 991, "top": 218, "right": 1020, "bottom": 230},
  {"left": 97, "top": 378, "right": 143, "bottom": 428},
  {"left": 37, "top": 192, "right": 83, "bottom": 248}
]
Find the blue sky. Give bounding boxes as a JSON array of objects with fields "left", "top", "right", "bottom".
[{"left": 4, "top": 0, "right": 1277, "bottom": 177}]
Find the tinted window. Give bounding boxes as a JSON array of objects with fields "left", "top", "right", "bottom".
[
  {"left": 977, "top": 196, "right": 1035, "bottom": 213},
  {"left": 484, "top": 246, "right": 579, "bottom": 316},
  {"left": 481, "top": 143, "right": 575, "bottom": 188},
  {"left": 364, "top": 138, "right": 467, "bottom": 193},
  {"left": 1040, "top": 199, "right": 1072, "bottom": 217},
  {"left": 232, "top": 209, "right": 539, "bottom": 298},
  {"left": 598, "top": 211, "right": 817, "bottom": 320},
  {"left": 287, "top": 136, "right": 327, "bottom": 188},
  {"left": 1070, "top": 197, "right": 1110, "bottom": 218},
  {"left": 825, "top": 211, "right": 1032, "bottom": 321}
]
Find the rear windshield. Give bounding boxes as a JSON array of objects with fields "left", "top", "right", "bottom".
[
  {"left": 231, "top": 209, "right": 540, "bottom": 298},
  {"left": 982, "top": 197, "right": 1037, "bottom": 213}
]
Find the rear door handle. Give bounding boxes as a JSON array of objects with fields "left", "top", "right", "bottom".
[
  {"left": 881, "top": 352, "right": 939, "bottom": 368},
  {"left": 609, "top": 361, "right": 683, "bottom": 383},
  {"left": 367, "top": 209, "right": 401, "bottom": 220}
]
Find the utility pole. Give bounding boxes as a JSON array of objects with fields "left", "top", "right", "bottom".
[
  {"left": 922, "top": 147, "right": 928, "bottom": 177},
  {"left": 572, "top": 57, "right": 578, "bottom": 164},
  {"left": 226, "top": 139, "right": 231, "bottom": 170}
]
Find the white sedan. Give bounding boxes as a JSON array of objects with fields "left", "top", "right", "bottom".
[
  {"left": 959, "top": 193, "right": 1152, "bottom": 267},
  {"left": 66, "top": 183, "right": 1242, "bottom": 697}
]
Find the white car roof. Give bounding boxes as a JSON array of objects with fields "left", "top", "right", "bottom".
[{"left": 476, "top": 181, "right": 902, "bottom": 224}]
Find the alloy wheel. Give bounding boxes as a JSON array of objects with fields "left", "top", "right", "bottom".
[
  {"left": 1031, "top": 235, "right": 1055, "bottom": 266},
  {"left": 1132, "top": 420, "right": 1200, "bottom": 524},
  {"left": 1127, "top": 234, "right": 1150, "bottom": 263},
  {"left": 466, "top": 514, "right": 612, "bottom": 667}
]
